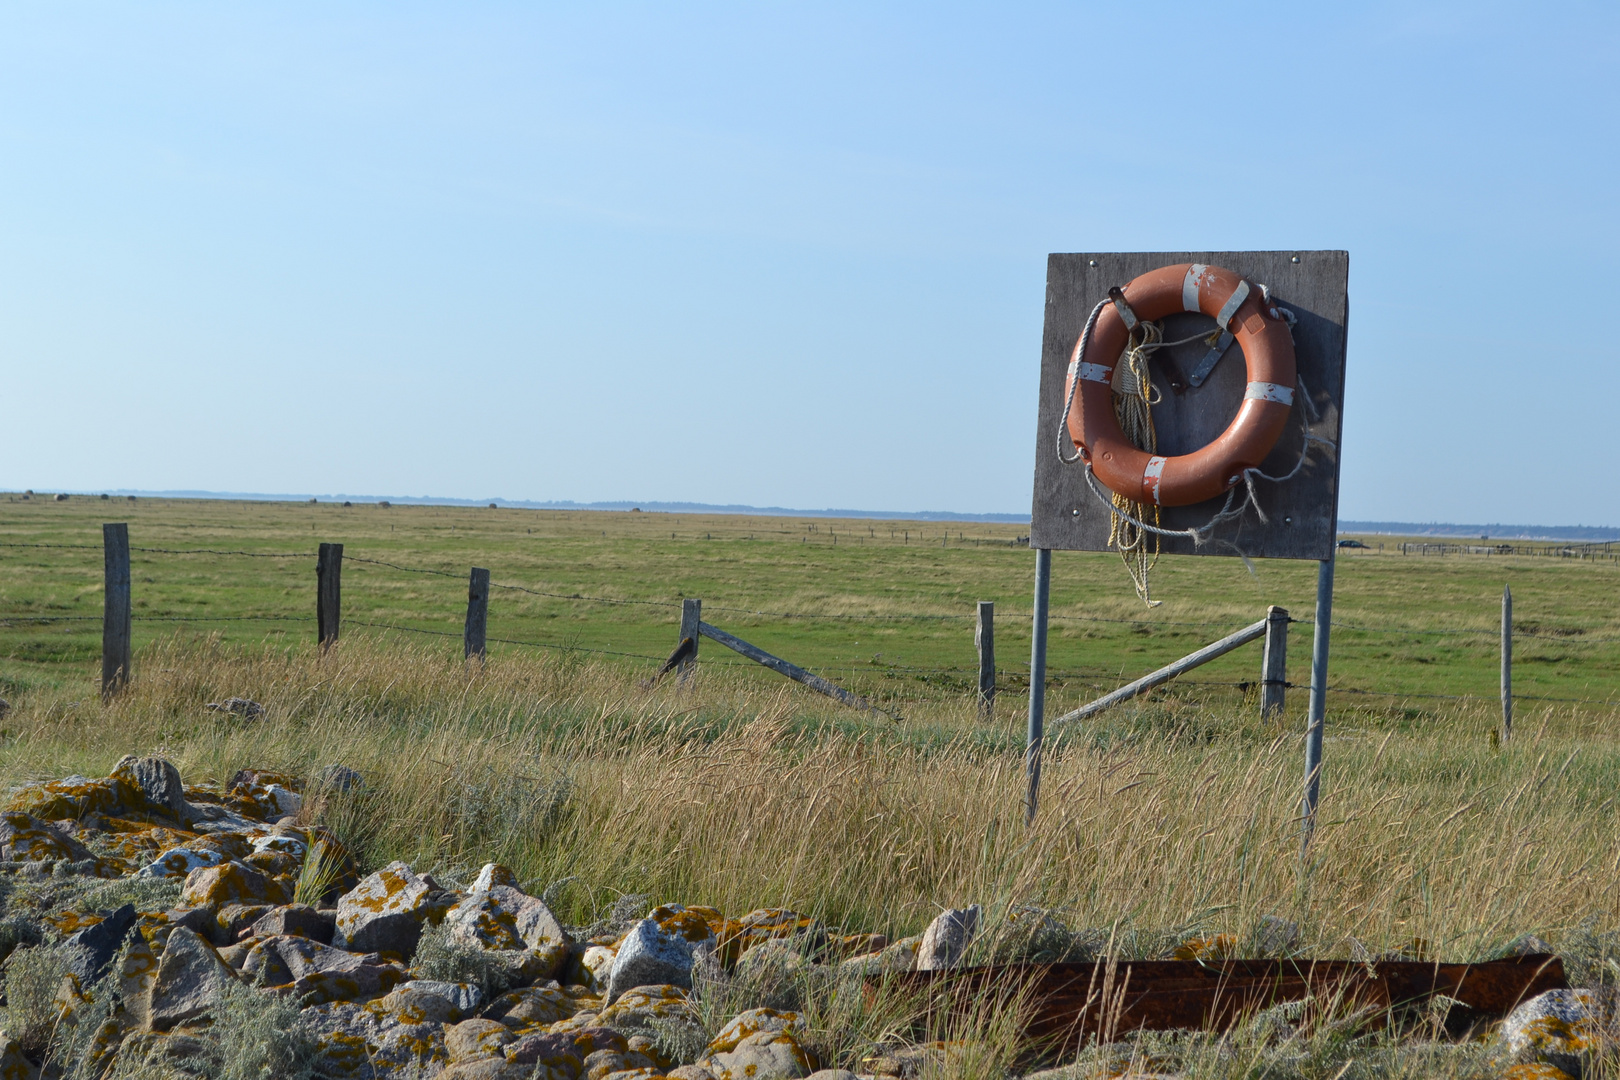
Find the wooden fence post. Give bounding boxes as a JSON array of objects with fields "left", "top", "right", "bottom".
[
  {"left": 678, "top": 599, "right": 701, "bottom": 683},
  {"left": 465, "top": 567, "right": 490, "bottom": 662},
  {"left": 316, "top": 543, "right": 343, "bottom": 650},
  {"left": 101, "top": 523, "right": 131, "bottom": 699},
  {"left": 1501, "top": 584, "right": 1513, "bottom": 741},
  {"left": 1261, "top": 605, "right": 1289, "bottom": 719},
  {"left": 976, "top": 601, "right": 995, "bottom": 719}
]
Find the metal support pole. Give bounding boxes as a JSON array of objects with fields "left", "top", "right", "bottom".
[
  {"left": 976, "top": 601, "right": 995, "bottom": 720},
  {"left": 1026, "top": 549, "right": 1051, "bottom": 826},
  {"left": 1501, "top": 585, "right": 1513, "bottom": 742},
  {"left": 101, "top": 523, "right": 132, "bottom": 700},
  {"left": 1260, "top": 605, "right": 1289, "bottom": 719},
  {"left": 1300, "top": 556, "right": 1335, "bottom": 851}
]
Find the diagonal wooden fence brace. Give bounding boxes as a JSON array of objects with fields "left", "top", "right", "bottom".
[
  {"left": 1052, "top": 616, "right": 1270, "bottom": 726},
  {"left": 697, "top": 621, "right": 877, "bottom": 713}
]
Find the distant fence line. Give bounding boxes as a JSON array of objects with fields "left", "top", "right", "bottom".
[{"left": 2, "top": 528, "right": 1618, "bottom": 715}]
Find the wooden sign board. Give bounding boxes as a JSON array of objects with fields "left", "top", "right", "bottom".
[{"left": 1029, "top": 251, "right": 1349, "bottom": 561}]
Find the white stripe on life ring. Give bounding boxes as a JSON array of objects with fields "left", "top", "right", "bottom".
[
  {"left": 1143, "top": 455, "right": 1167, "bottom": 505},
  {"left": 1182, "top": 264, "right": 1207, "bottom": 313},
  {"left": 1244, "top": 381, "right": 1295, "bottom": 405},
  {"left": 1069, "top": 360, "right": 1113, "bottom": 383}
]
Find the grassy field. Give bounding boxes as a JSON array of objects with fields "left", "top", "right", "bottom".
[
  {"left": 2, "top": 493, "right": 1619, "bottom": 724},
  {"left": 2, "top": 495, "right": 1617, "bottom": 1076}
]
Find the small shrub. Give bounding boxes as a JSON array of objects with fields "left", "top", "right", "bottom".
[
  {"left": 2, "top": 942, "right": 80, "bottom": 1055},
  {"left": 411, "top": 922, "right": 517, "bottom": 1000}
]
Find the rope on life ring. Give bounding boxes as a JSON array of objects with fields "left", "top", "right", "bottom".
[{"left": 1056, "top": 263, "right": 1337, "bottom": 600}]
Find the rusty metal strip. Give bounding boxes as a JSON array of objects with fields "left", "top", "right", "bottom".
[{"left": 892, "top": 954, "right": 1566, "bottom": 1050}]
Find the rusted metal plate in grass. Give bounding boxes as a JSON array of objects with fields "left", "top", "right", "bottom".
[{"left": 895, "top": 954, "right": 1565, "bottom": 1049}]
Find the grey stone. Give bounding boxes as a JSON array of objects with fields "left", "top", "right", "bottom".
[
  {"left": 704, "top": 1030, "right": 809, "bottom": 1080},
  {"left": 443, "top": 884, "right": 567, "bottom": 952},
  {"left": 806, "top": 1072, "right": 860, "bottom": 1080},
  {"left": 445, "top": 1017, "right": 516, "bottom": 1062},
  {"left": 110, "top": 755, "right": 188, "bottom": 819},
  {"left": 149, "top": 926, "right": 241, "bottom": 1031},
  {"left": 315, "top": 764, "right": 365, "bottom": 793},
  {"left": 64, "top": 902, "right": 138, "bottom": 981},
  {"left": 1499, "top": 987, "right": 1616, "bottom": 1078},
  {"left": 505, "top": 1029, "right": 584, "bottom": 1066},
  {"left": 403, "top": 978, "right": 483, "bottom": 1015},
  {"left": 1498, "top": 933, "right": 1557, "bottom": 958},
  {"left": 916, "top": 905, "right": 981, "bottom": 971},
  {"left": 205, "top": 697, "right": 265, "bottom": 719},
  {"left": 334, "top": 860, "right": 440, "bottom": 955},
  {"left": 1254, "top": 915, "right": 1301, "bottom": 956},
  {"left": 605, "top": 916, "right": 711, "bottom": 1003},
  {"left": 250, "top": 903, "right": 335, "bottom": 944},
  {"left": 668, "top": 1068, "right": 717, "bottom": 1080},
  {"left": 0, "top": 811, "right": 95, "bottom": 863}
]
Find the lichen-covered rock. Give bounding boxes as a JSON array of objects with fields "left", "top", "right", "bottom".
[
  {"left": 597, "top": 983, "right": 689, "bottom": 1030},
  {"left": 402, "top": 978, "right": 483, "bottom": 1016},
  {"left": 334, "top": 861, "right": 444, "bottom": 957},
  {"left": 6, "top": 775, "right": 123, "bottom": 821},
  {"left": 138, "top": 844, "right": 230, "bottom": 879},
  {"left": 64, "top": 902, "right": 138, "bottom": 982},
  {"left": 0, "top": 811, "right": 96, "bottom": 863},
  {"left": 506, "top": 1029, "right": 586, "bottom": 1071},
  {"left": 705, "top": 1008, "right": 806, "bottom": 1057},
  {"left": 716, "top": 909, "right": 823, "bottom": 966},
  {"left": 840, "top": 934, "right": 920, "bottom": 975},
  {"left": 484, "top": 983, "right": 578, "bottom": 1029},
  {"left": 916, "top": 906, "right": 980, "bottom": 971},
  {"left": 443, "top": 884, "right": 568, "bottom": 961},
  {"left": 0, "top": 1031, "right": 39, "bottom": 1080},
  {"left": 447, "top": 1017, "right": 517, "bottom": 1062},
  {"left": 1499, "top": 987, "right": 1617, "bottom": 1078},
  {"left": 179, "top": 860, "right": 289, "bottom": 908},
  {"left": 109, "top": 755, "right": 188, "bottom": 819},
  {"left": 368, "top": 985, "right": 461, "bottom": 1026},
  {"left": 473, "top": 862, "right": 520, "bottom": 891},
  {"left": 605, "top": 910, "right": 714, "bottom": 1003},
  {"left": 703, "top": 1029, "right": 811, "bottom": 1080},
  {"left": 242, "top": 933, "right": 406, "bottom": 1004},
  {"left": 149, "top": 925, "right": 241, "bottom": 1030},
  {"left": 581, "top": 944, "right": 618, "bottom": 992},
  {"left": 250, "top": 902, "right": 335, "bottom": 944},
  {"left": 442, "top": 1059, "right": 541, "bottom": 1079}
]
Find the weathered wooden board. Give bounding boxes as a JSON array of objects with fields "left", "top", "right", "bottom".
[{"left": 1030, "top": 251, "right": 1349, "bottom": 560}]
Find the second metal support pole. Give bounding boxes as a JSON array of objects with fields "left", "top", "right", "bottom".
[
  {"left": 1300, "top": 555, "right": 1335, "bottom": 851},
  {"left": 1026, "top": 548, "right": 1051, "bottom": 826}
]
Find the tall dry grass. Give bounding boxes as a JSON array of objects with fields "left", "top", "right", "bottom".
[{"left": 3, "top": 632, "right": 1616, "bottom": 964}]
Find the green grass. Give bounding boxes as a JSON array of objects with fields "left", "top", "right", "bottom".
[{"left": 2, "top": 493, "right": 1617, "bottom": 726}]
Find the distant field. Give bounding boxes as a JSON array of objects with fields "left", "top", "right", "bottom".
[{"left": 2, "top": 493, "right": 1618, "bottom": 726}]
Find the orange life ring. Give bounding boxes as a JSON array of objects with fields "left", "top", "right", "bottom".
[{"left": 1062, "top": 263, "right": 1297, "bottom": 507}]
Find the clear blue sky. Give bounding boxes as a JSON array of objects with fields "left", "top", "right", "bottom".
[{"left": 3, "top": 3, "right": 1615, "bottom": 522}]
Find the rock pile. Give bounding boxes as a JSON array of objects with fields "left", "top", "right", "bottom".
[{"left": 0, "top": 757, "right": 938, "bottom": 1079}]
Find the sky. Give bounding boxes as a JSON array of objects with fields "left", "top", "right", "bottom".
[{"left": 2, "top": 2, "right": 1617, "bottom": 522}]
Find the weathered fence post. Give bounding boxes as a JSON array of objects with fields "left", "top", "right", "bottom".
[
  {"left": 1300, "top": 556, "right": 1335, "bottom": 853},
  {"left": 101, "top": 523, "right": 131, "bottom": 699},
  {"left": 316, "top": 543, "right": 343, "bottom": 650},
  {"left": 465, "top": 567, "right": 490, "bottom": 662},
  {"left": 678, "top": 598, "right": 701, "bottom": 683},
  {"left": 1501, "top": 584, "right": 1513, "bottom": 741},
  {"left": 976, "top": 601, "right": 995, "bottom": 719},
  {"left": 1261, "top": 605, "right": 1289, "bottom": 719},
  {"left": 1026, "top": 549, "right": 1051, "bottom": 825}
]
